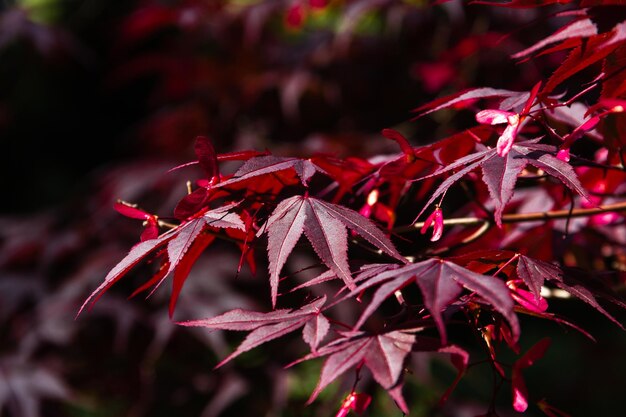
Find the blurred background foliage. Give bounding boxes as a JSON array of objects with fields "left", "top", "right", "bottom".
[{"left": 1, "top": 1, "right": 625, "bottom": 416}]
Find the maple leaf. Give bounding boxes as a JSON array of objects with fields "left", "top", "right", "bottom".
[
  {"left": 415, "top": 140, "right": 588, "bottom": 226},
  {"left": 303, "top": 330, "right": 416, "bottom": 414},
  {"left": 512, "top": 17, "right": 596, "bottom": 60},
  {"left": 511, "top": 338, "right": 551, "bottom": 412},
  {"left": 350, "top": 259, "right": 519, "bottom": 345},
  {"left": 215, "top": 155, "right": 325, "bottom": 189},
  {"left": 78, "top": 235, "right": 174, "bottom": 316},
  {"left": 194, "top": 136, "right": 219, "bottom": 180},
  {"left": 79, "top": 205, "right": 245, "bottom": 317},
  {"left": 516, "top": 255, "right": 624, "bottom": 328},
  {"left": 179, "top": 296, "right": 328, "bottom": 367},
  {"left": 262, "top": 195, "right": 406, "bottom": 307},
  {"left": 413, "top": 87, "right": 535, "bottom": 118}
]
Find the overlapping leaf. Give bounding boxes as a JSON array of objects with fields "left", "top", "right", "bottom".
[
  {"left": 415, "top": 141, "right": 588, "bottom": 226},
  {"left": 180, "top": 296, "right": 328, "bottom": 367},
  {"left": 516, "top": 255, "right": 624, "bottom": 327},
  {"left": 350, "top": 259, "right": 519, "bottom": 345},
  {"left": 303, "top": 330, "right": 416, "bottom": 414},
  {"left": 216, "top": 155, "right": 324, "bottom": 189},
  {"left": 413, "top": 87, "right": 533, "bottom": 118},
  {"left": 79, "top": 205, "right": 245, "bottom": 316},
  {"left": 262, "top": 195, "right": 406, "bottom": 307}
]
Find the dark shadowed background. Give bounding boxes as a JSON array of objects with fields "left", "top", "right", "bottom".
[{"left": 1, "top": 1, "right": 625, "bottom": 416}]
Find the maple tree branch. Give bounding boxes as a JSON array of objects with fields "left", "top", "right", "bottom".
[
  {"left": 428, "top": 221, "right": 491, "bottom": 256},
  {"left": 396, "top": 200, "right": 626, "bottom": 233}
]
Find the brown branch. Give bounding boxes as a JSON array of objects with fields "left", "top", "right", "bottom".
[{"left": 396, "top": 200, "right": 626, "bottom": 233}]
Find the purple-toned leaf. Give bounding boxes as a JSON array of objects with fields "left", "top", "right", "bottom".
[
  {"left": 311, "top": 199, "right": 406, "bottom": 263},
  {"left": 415, "top": 262, "right": 465, "bottom": 345},
  {"left": 180, "top": 296, "right": 326, "bottom": 331},
  {"left": 445, "top": 261, "right": 519, "bottom": 340},
  {"left": 166, "top": 218, "right": 206, "bottom": 276},
  {"left": 204, "top": 205, "right": 246, "bottom": 230},
  {"left": 415, "top": 152, "right": 492, "bottom": 221},
  {"left": 265, "top": 195, "right": 402, "bottom": 305},
  {"left": 516, "top": 255, "right": 623, "bottom": 327},
  {"left": 169, "top": 232, "right": 215, "bottom": 317},
  {"left": 545, "top": 102, "right": 602, "bottom": 140},
  {"left": 303, "top": 198, "right": 354, "bottom": 290},
  {"left": 307, "top": 336, "right": 370, "bottom": 404},
  {"left": 303, "top": 313, "right": 330, "bottom": 352},
  {"left": 519, "top": 146, "right": 588, "bottom": 199},
  {"left": 438, "top": 345, "right": 469, "bottom": 405},
  {"left": 266, "top": 196, "right": 307, "bottom": 307},
  {"left": 387, "top": 384, "right": 409, "bottom": 415},
  {"left": 363, "top": 331, "right": 415, "bottom": 388},
  {"left": 78, "top": 235, "right": 171, "bottom": 316},
  {"left": 174, "top": 188, "right": 209, "bottom": 220},
  {"left": 516, "top": 255, "right": 552, "bottom": 299},
  {"left": 216, "top": 319, "right": 310, "bottom": 368},
  {"left": 307, "top": 330, "right": 415, "bottom": 407},
  {"left": 216, "top": 155, "right": 322, "bottom": 188},
  {"left": 413, "top": 88, "right": 524, "bottom": 118},
  {"left": 481, "top": 150, "right": 528, "bottom": 226},
  {"left": 352, "top": 262, "right": 436, "bottom": 330},
  {"left": 291, "top": 269, "right": 338, "bottom": 292},
  {"left": 352, "top": 259, "right": 518, "bottom": 344},
  {"left": 512, "top": 18, "right": 596, "bottom": 59}
]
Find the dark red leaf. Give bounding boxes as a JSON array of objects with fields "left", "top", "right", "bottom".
[
  {"left": 78, "top": 235, "right": 172, "bottom": 316},
  {"left": 381, "top": 128, "right": 415, "bottom": 159},
  {"left": 194, "top": 136, "right": 219, "bottom": 179},
  {"left": 180, "top": 296, "right": 324, "bottom": 329},
  {"left": 166, "top": 219, "right": 206, "bottom": 277},
  {"left": 303, "top": 198, "right": 353, "bottom": 289},
  {"left": 481, "top": 149, "right": 528, "bottom": 226},
  {"left": 216, "top": 155, "right": 323, "bottom": 189},
  {"left": 174, "top": 188, "right": 210, "bottom": 220},
  {"left": 351, "top": 259, "right": 519, "bottom": 345},
  {"left": 438, "top": 345, "right": 469, "bottom": 405},
  {"left": 266, "top": 196, "right": 307, "bottom": 307},
  {"left": 179, "top": 297, "right": 326, "bottom": 367},
  {"left": 516, "top": 255, "right": 623, "bottom": 328},
  {"left": 114, "top": 201, "right": 150, "bottom": 219},
  {"left": 413, "top": 87, "right": 527, "bottom": 118},
  {"left": 512, "top": 18, "right": 596, "bottom": 60},
  {"left": 169, "top": 232, "right": 215, "bottom": 317},
  {"left": 264, "top": 196, "right": 403, "bottom": 306},
  {"left": 203, "top": 204, "right": 246, "bottom": 230},
  {"left": 303, "top": 313, "right": 330, "bottom": 352},
  {"left": 512, "top": 338, "right": 551, "bottom": 412},
  {"left": 310, "top": 199, "right": 406, "bottom": 263},
  {"left": 307, "top": 330, "right": 415, "bottom": 410}
]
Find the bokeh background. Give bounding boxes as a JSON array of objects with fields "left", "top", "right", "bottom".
[{"left": 1, "top": 1, "right": 626, "bottom": 416}]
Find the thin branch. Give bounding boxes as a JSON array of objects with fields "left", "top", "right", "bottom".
[
  {"left": 428, "top": 221, "right": 491, "bottom": 256},
  {"left": 395, "top": 200, "right": 626, "bottom": 233}
]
